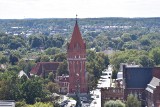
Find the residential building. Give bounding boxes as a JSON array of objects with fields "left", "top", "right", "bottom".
[
  {"left": 145, "top": 67, "right": 160, "bottom": 107},
  {"left": 55, "top": 75, "right": 69, "bottom": 94}
]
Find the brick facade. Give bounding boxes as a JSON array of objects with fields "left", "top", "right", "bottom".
[
  {"left": 101, "top": 87, "right": 124, "bottom": 106},
  {"left": 146, "top": 77, "right": 160, "bottom": 107},
  {"left": 67, "top": 20, "right": 88, "bottom": 94},
  {"left": 55, "top": 75, "right": 69, "bottom": 94},
  {"left": 153, "top": 67, "right": 160, "bottom": 79}
]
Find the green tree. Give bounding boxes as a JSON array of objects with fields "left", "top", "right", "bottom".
[
  {"left": 0, "top": 71, "right": 21, "bottom": 100},
  {"left": 45, "top": 47, "right": 60, "bottom": 55},
  {"left": 20, "top": 77, "right": 45, "bottom": 104},
  {"left": 126, "top": 94, "right": 141, "bottom": 107},
  {"left": 0, "top": 53, "right": 8, "bottom": 64},
  {"left": 48, "top": 72, "right": 55, "bottom": 82},
  {"left": 24, "top": 61, "right": 35, "bottom": 76},
  {"left": 9, "top": 41, "right": 22, "bottom": 49},
  {"left": 16, "top": 100, "right": 27, "bottom": 107},
  {"left": 121, "top": 33, "right": 132, "bottom": 42},
  {"left": 27, "top": 102, "right": 53, "bottom": 107},
  {"left": 53, "top": 53, "right": 66, "bottom": 62},
  {"left": 104, "top": 100, "right": 125, "bottom": 107},
  {"left": 140, "top": 38, "right": 151, "bottom": 46},
  {"left": 46, "top": 82, "right": 60, "bottom": 93},
  {"left": 139, "top": 55, "right": 154, "bottom": 67},
  {"left": 9, "top": 54, "right": 19, "bottom": 65},
  {"left": 40, "top": 55, "right": 50, "bottom": 62},
  {"left": 57, "top": 60, "right": 68, "bottom": 75},
  {"left": 7, "top": 65, "right": 21, "bottom": 73},
  {"left": 30, "top": 36, "right": 43, "bottom": 48},
  {"left": 110, "top": 50, "right": 146, "bottom": 71},
  {"left": 18, "top": 59, "right": 26, "bottom": 70},
  {"left": 87, "top": 73, "right": 97, "bottom": 90},
  {"left": 149, "top": 47, "right": 160, "bottom": 65}
]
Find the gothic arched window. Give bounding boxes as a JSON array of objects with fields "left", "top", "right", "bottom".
[{"left": 74, "top": 43, "right": 81, "bottom": 50}]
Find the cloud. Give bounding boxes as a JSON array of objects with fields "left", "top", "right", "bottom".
[{"left": 0, "top": 0, "right": 160, "bottom": 19}]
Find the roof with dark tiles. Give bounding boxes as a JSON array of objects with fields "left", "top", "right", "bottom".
[{"left": 124, "top": 67, "right": 153, "bottom": 88}]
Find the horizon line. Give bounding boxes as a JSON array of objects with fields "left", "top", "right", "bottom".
[{"left": 0, "top": 16, "right": 160, "bottom": 20}]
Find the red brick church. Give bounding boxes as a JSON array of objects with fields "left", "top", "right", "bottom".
[
  {"left": 67, "top": 19, "right": 88, "bottom": 94},
  {"left": 30, "top": 19, "right": 88, "bottom": 95}
]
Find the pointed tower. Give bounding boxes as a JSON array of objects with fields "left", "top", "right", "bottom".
[{"left": 67, "top": 18, "right": 88, "bottom": 94}]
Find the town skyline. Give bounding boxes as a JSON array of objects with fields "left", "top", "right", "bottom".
[{"left": 0, "top": 0, "right": 160, "bottom": 19}]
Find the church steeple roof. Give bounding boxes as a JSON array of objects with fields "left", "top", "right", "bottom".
[{"left": 68, "top": 17, "right": 85, "bottom": 49}]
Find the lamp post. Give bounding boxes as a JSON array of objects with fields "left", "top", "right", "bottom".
[{"left": 75, "top": 73, "right": 82, "bottom": 107}]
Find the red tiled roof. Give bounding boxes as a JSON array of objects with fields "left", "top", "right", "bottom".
[
  {"left": 68, "top": 21, "right": 86, "bottom": 50},
  {"left": 30, "top": 62, "right": 61, "bottom": 76}
]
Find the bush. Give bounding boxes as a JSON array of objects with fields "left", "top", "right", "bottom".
[
  {"left": 27, "top": 102, "right": 53, "bottom": 107},
  {"left": 16, "top": 101, "right": 27, "bottom": 107},
  {"left": 104, "top": 100, "right": 125, "bottom": 107},
  {"left": 126, "top": 94, "right": 141, "bottom": 107}
]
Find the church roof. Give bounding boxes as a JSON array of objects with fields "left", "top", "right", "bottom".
[
  {"left": 68, "top": 20, "right": 85, "bottom": 50},
  {"left": 30, "top": 62, "right": 61, "bottom": 76},
  {"left": 124, "top": 67, "right": 153, "bottom": 89}
]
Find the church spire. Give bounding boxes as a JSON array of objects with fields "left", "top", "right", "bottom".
[{"left": 68, "top": 15, "right": 85, "bottom": 50}]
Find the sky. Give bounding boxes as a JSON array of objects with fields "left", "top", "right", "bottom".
[{"left": 0, "top": 0, "right": 160, "bottom": 19}]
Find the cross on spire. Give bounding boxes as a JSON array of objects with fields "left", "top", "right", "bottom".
[{"left": 76, "top": 14, "right": 78, "bottom": 24}]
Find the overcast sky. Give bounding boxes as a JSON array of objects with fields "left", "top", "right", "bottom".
[{"left": 0, "top": 0, "right": 160, "bottom": 19}]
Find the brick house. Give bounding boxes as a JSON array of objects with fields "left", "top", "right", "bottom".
[
  {"left": 101, "top": 87, "right": 124, "bottom": 106},
  {"left": 55, "top": 75, "right": 69, "bottom": 94},
  {"left": 123, "top": 66, "right": 153, "bottom": 100},
  {"left": 123, "top": 66, "right": 160, "bottom": 107},
  {"left": 145, "top": 67, "right": 160, "bottom": 107},
  {"left": 146, "top": 77, "right": 160, "bottom": 107}
]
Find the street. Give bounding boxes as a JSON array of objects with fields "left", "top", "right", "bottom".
[
  {"left": 97, "top": 65, "right": 112, "bottom": 88},
  {"left": 90, "top": 89, "right": 101, "bottom": 107},
  {"left": 89, "top": 65, "right": 113, "bottom": 107}
]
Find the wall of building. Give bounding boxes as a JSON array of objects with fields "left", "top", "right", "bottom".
[
  {"left": 101, "top": 87, "right": 124, "bottom": 106},
  {"left": 153, "top": 67, "right": 160, "bottom": 79}
]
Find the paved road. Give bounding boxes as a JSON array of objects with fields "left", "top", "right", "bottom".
[
  {"left": 90, "top": 89, "right": 101, "bottom": 107},
  {"left": 97, "top": 65, "right": 112, "bottom": 88},
  {"left": 89, "top": 65, "right": 113, "bottom": 107}
]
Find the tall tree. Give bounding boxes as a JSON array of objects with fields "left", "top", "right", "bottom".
[
  {"left": 126, "top": 94, "right": 141, "bottom": 107},
  {"left": 149, "top": 47, "right": 160, "bottom": 65},
  {"left": 57, "top": 60, "right": 68, "bottom": 75}
]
